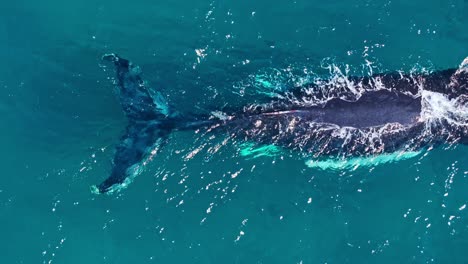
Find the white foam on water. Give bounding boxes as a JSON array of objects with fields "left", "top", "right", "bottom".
[{"left": 421, "top": 90, "right": 468, "bottom": 127}]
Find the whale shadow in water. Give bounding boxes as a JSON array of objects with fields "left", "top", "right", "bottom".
[{"left": 92, "top": 54, "right": 468, "bottom": 193}]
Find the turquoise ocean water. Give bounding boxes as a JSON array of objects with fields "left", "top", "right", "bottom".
[{"left": 1, "top": 0, "right": 468, "bottom": 263}]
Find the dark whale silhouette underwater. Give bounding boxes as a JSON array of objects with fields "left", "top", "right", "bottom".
[{"left": 92, "top": 54, "right": 468, "bottom": 194}]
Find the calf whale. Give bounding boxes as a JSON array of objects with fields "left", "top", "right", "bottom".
[{"left": 92, "top": 54, "right": 468, "bottom": 193}]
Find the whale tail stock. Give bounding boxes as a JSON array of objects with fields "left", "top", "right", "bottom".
[{"left": 93, "top": 54, "right": 175, "bottom": 194}]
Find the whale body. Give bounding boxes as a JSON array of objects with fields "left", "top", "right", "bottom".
[{"left": 93, "top": 54, "right": 468, "bottom": 193}]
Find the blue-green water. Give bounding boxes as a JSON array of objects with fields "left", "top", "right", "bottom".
[{"left": 1, "top": 0, "right": 468, "bottom": 263}]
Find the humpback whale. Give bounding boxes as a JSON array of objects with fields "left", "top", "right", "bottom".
[{"left": 93, "top": 54, "right": 468, "bottom": 194}]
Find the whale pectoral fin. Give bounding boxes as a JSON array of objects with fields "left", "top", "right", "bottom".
[{"left": 95, "top": 124, "right": 168, "bottom": 194}]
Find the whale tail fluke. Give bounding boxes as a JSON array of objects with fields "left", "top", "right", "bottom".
[{"left": 95, "top": 54, "right": 175, "bottom": 194}]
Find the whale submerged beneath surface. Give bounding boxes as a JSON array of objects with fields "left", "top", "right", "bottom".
[{"left": 92, "top": 54, "right": 468, "bottom": 193}]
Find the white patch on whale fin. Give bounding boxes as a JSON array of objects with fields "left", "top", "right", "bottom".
[
  {"left": 148, "top": 88, "right": 171, "bottom": 117},
  {"left": 239, "top": 142, "right": 282, "bottom": 159},
  {"left": 305, "top": 151, "right": 422, "bottom": 171}
]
